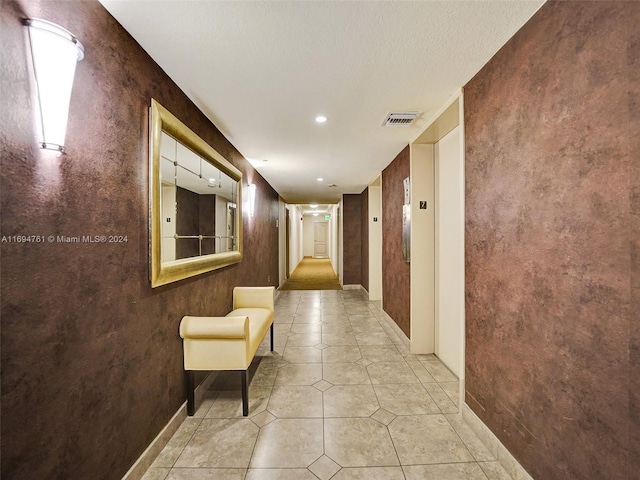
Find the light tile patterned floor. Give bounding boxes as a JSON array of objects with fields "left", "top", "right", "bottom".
[{"left": 143, "top": 289, "right": 512, "bottom": 480}]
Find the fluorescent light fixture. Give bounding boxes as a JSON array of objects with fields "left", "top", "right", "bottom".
[
  {"left": 315, "top": 115, "right": 327, "bottom": 123},
  {"left": 24, "top": 18, "right": 84, "bottom": 153},
  {"left": 248, "top": 183, "right": 257, "bottom": 217},
  {"left": 317, "top": 177, "right": 323, "bottom": 182}
]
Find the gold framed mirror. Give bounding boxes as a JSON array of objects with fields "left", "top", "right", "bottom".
[{"left": 149, "top": 99, "right": 242, "bottom": 288}]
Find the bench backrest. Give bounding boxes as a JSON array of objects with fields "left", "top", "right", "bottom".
[{"left": 233, "top": 286, "right": 275, "bottom": 311}]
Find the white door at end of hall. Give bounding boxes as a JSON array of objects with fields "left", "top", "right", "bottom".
[{"left": 314, "top": 222, "right": 328, "bottom": 258}]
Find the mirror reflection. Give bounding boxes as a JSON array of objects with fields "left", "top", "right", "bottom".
[
  {"left": 149, "top": 99, "right": 242, "bottom": 288},
  {"left": 159, "top": 132, "right": 239, "bottom": 262}
]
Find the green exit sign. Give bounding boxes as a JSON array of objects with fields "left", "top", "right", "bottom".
[{"left": 324, "top": 214, "right": 331, "bottom": 220}]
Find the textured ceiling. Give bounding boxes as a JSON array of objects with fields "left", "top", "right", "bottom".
[{"left": 100, "top": 0, "right": 544, "bottom": 205}]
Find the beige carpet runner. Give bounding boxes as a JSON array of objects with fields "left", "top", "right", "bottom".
[{"left": 280, "top": 258, "right": 341, "bottom": 290}]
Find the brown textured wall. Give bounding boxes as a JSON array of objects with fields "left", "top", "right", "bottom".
[
  {"left": 382, "top": 146, "right": 410, "bottom": 338},
  {"left": 629, "top": 2, "right": 640, "bottom": 471},
  {"left": 342, "top": 194, "right": 362, "bottom": 285},
  {"left": 176, "top": 187, "right": 200, "bottom": 258},
  {"left": 198, "top": 195, "right": 215, "bottom": 255},
  {"left": 360, "top": 188, "right": 369, "bottom": 292},
  {"left": 0, "top": 1, "right": 279, "bottom": 479},
  {"left": 464, "top": 2, "right": 638, "bottom": 479}
]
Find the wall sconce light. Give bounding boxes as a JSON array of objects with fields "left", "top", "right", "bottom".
[
  {"left": 248, "top": 183, "right": 257, "bottom": 217},
  {"left": 24, "top": 18, "right": 84, "bottom": 153}
]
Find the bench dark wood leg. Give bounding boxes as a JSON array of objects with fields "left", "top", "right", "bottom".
[
  {"left": 241, "top": 369, "right": 249, "bottom": 416},
  {"left": 185, "top": 370, "right": 195, "bottom": 416},
  {"left": 270, "top": 323, "right": 274, "bottom": 352}
]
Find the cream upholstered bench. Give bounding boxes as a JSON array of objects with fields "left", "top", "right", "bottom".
[{"left": 179, "top": 286, "right": 275, "bottom": 416}]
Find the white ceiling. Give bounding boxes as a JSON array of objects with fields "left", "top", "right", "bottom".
[{"left": 100, "top": 0, "right": 544, "bottom": 205}]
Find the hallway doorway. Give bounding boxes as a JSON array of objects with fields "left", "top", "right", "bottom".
[
  {"left": 313, "top": 222, "right": 328, "bottom": 258},
  {"left": 408, "top": 93, "right": 465, "bottom": 380}
]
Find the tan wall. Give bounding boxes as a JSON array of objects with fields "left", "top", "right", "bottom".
[
  {"left": 434, "top": 125, "right": 464, "bottom": 376},
  {"left": 360, "top": 188, "right": 369, "bottom": 292},
  {"left": 367, "top": 184, "right": 382, "bottom": 300}
]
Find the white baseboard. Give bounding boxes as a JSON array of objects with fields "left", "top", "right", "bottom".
[
  {"left": 121, "top": 371, "right": 217, "bottom": 480},
  {"left": 380, "top": 310, "right": 411, "bottom": 351},
  {"left": 121, "top": 403, "right": 186, "bottom": 480},
  {"left": 462, "top": 403, "right": 534, "bottom": 480},
  {"left": 341, "top": 285, "right": 371, "bottom": 300}
]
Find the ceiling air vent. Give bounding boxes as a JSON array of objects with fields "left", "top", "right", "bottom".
[{"left": 381, "top": 111, "right": 420, "bottom": 127}]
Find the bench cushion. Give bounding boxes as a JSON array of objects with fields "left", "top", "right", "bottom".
[
  {"left": 180, "top": 316, "right": 248, "bottom": 339},
  {"left": 227, "top": 307, "right": 274, "bottom": 360},
  {"left": 180, "top": 307, "right": 274, "bottom": 371}
]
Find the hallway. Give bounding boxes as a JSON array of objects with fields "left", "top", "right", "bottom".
[
  {"left": 142, "top": 289, "right": 511, "bottom": 480},
  {"left": 281, "top": 258, "right": 342, "bottom": 291}
]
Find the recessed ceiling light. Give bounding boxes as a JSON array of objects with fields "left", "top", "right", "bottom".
[
  {"left": 313, "top": 213, "right": 319, "bottom": 216},
  {"left": 310, "top": 204, "right": 318, "bottom": 208},
  {"left": 315, "top": 115, "right": 327, "bottom": 123},
  {"left": 317, "top": 177, "right": 323, "bottom": 182}
]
